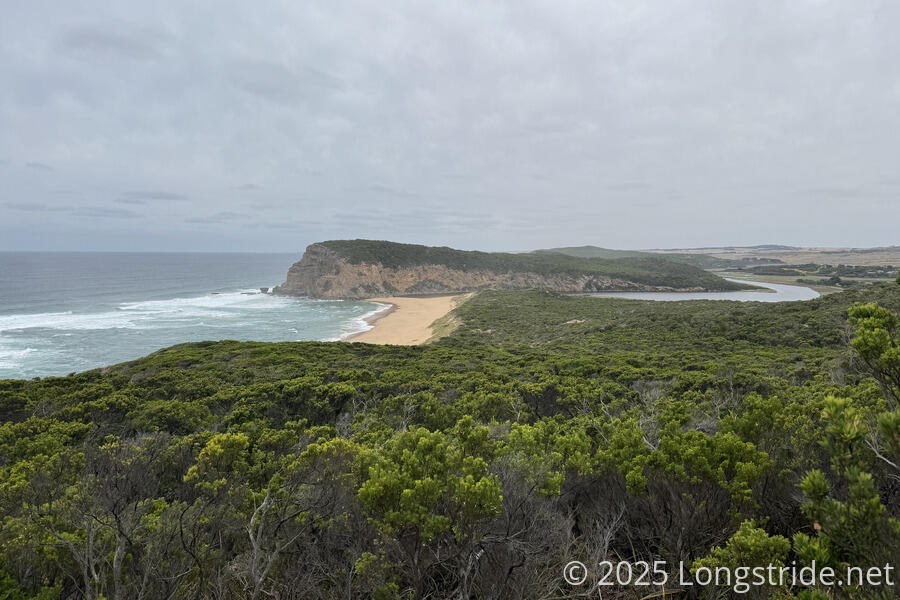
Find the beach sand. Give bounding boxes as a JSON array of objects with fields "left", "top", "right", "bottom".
[{"left": 349, "top": 294, "right": 471, "bottom": 345}]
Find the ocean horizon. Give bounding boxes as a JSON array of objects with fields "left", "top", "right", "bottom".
[{"left": 0, "top": 251, "right": 384, "bottom": 379}]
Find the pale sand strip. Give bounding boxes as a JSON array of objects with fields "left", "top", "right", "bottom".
[{"left": 348, "top": 294, "right": 471, "bottom": 345}]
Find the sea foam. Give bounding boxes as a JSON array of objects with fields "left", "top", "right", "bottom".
[
  {"left": 336, "top": 302, "right": 393, "bottom": 341},
  {"left": 0, "top": 291, "right": 296, "bottom": 333}
]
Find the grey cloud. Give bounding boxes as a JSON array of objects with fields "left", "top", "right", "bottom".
[
  {"left": 603, "top": 182, "right": 653, "bottom": 192},
  {"left": 366, "top": 183, "right": 419, "bottom": 198},
  {"left": 328, "top": 207, "right": 503, "bottom": 233},
  {"left": 236, "top": 183, "right": 259, "bottom": 191},
  {"left": 70, "top": 206, "right": 140, "bottom": 219},
  {"left": 58, "top": 24, "right": 166, "bottom": 60},
  {"left": 119, "top": 190, "right": 187, "bottom": 202},
  {"left": 5, "top": 202, "right": 67, "bottom": 212},
  {"left": 257, "top": 220, "right": 325, "bottom": 230},
  {"left": 25, "top": 162, "right": 54, "bottom": 172},
  {"left": 801, "top": 186, "right": 888, "bottom": 200},
  {"left": 229, "top": 59, "right": 343, "bottom": 105},
  {"left": 184, "top": 211, "right": 247, "bottom": 224},
  {"left": 248, "top": 201, "right": 291, "bottom": 210}
]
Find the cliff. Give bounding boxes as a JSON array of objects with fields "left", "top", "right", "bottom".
[{"left": 273, "top": 240, "right": 748, "bottom": 300}]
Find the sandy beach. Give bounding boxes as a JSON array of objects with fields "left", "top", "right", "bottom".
[{"left": 349, "top": 294, "right": 471, "bottom": 345}]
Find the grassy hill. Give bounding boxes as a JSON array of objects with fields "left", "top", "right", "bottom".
[
  {"left": 318, "top": 239, "right": 748, "bottom": 290},
  {"left": 534, "top": 244, "right": 768, "bottom": 269}
]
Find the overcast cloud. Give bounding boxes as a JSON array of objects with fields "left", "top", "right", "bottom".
[{"left": 1, "top": 0, "right": 898, "bottom": 252}]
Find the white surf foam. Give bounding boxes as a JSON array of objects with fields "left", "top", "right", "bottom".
[
  {"left": 336, "top": 302, "right": 393, "bottom": 341},
  {"left": 0, "top": 347, "right": 37, "bottom": 369},
  {"left": 119, "top": 289, "right": 293, "bottom": 312},
  {"left": 0, "top": 290, "right": 297, "bottom": 333},
  {"left": 0, "top": 310, "right": 141, "bottom": 332}
]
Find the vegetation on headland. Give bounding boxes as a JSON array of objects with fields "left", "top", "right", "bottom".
[
  {"left": 317, "top": 239, "right": 750, "bottom": 291},
  {"left": 741, "top": 264, "right": 898, "bottom": 278},
  {"left": 2, "top": 276, "right": 900, "bottom": 598},
  {"left": 535, "top": 244, "right": 780, "bottom": 269},
  {"left": 727, "top": 264, "right": 900, "bottom": 292}
]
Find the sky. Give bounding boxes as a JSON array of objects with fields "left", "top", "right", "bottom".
[{"left": 1, "top": 0, "right": 899, "bottom": 253}]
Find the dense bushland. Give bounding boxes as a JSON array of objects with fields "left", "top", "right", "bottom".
[{"left": 1, "top": 281, "right": 900, "bottom": 599}]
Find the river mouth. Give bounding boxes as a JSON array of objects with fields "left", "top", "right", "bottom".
[{"left": 582, "top": 278, "right": 820, "bottom": 302}]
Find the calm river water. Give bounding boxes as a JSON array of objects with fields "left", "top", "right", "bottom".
[{"left": 587, "top": 278, "right": 820, "bottom": 302}]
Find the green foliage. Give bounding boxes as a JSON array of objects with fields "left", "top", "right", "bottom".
[
  {"left": 693, "top": 520, "right": 791, "bottom": 597},
  {"left": 848, "top": 301, "right": 900, "bottom": 407},
  {"left": 0, "top": 566, "right": 60, "bottom": 600},
  {"left": 184, "top": 432, "right": 251, "bottom": 496},
  {"left": 652, "top": 429, "right": 770, "bottom": 506},
  {"left": 793, "top": 394, "right": 900, "bottom": 597},
  {"left": 696, "top": 519, "right": 791, "bottom": 567},
  {"left": 358, "top": 427, "right": 501, "bottom": 541},
  {"left": 353, "top": 552, "right": 400, "bottom": 600},
  {"left": 505, "top": 418, "right": 594, "bottom": 495},
  {"left": 794, "top": 465, "right": 900, "bottom": 572}
]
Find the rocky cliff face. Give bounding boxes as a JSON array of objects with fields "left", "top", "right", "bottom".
[{"left": 274, "top": 243, "right": 709, "bottom": 299}]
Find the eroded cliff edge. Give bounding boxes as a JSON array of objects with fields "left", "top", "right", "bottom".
[{"left": 273, "top": 240, "right": 746, "bottom": 300}]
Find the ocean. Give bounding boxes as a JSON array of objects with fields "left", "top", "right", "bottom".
[{"left": 0, "top": 252, "right": 386, "bottom": 379}]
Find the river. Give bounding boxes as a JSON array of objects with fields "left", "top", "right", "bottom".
[{"left": 586, "top": 278, "right": 820, "bottom": 302}]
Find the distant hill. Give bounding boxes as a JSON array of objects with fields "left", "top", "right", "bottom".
[
  {"left": 533, "top": 246, "right": 648, "bottom": 260},
  {"left": 274, "top": 240, "right": 749, "bottom": 299},
  {"left": 653, "top": 244, "right": 801, "bottom": 251},
  {"left": 535, "top": 245, "right": 775, "bottom": 269},
  {"left": 644, "top": 245, "right": 900, "bottom": 267}
]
